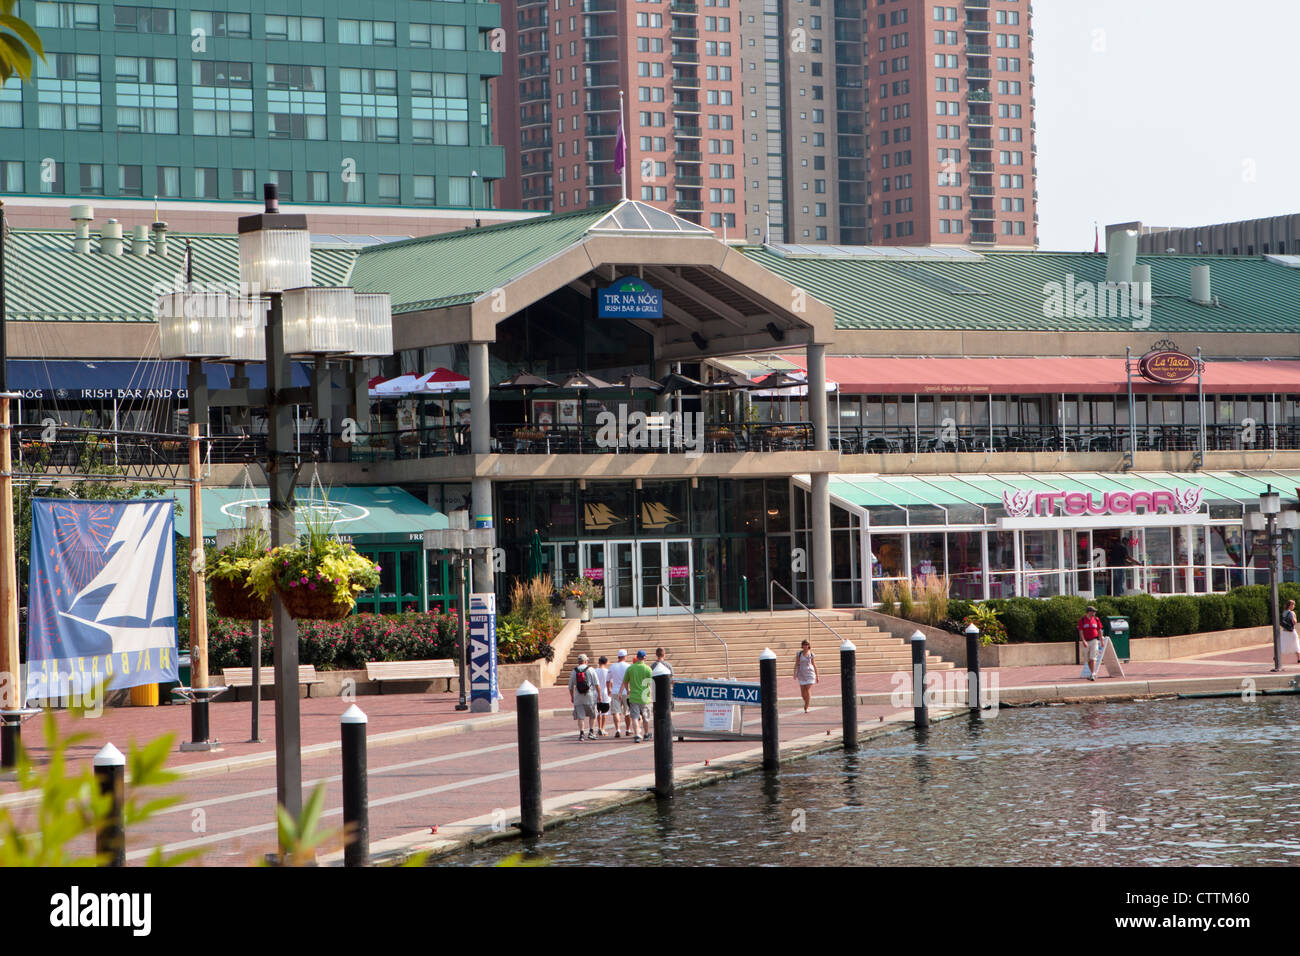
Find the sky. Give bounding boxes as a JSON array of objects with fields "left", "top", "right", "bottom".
[{"left": 1032, "top": 0, "right": 1300, "bottom": 251}]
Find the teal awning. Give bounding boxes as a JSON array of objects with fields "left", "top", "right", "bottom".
[{"left": 172, "top": 485, "right": 449, "bottom": 546}]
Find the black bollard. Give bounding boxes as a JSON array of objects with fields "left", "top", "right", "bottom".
[
  {"left": 341, "top": 704, "right": 369, "bottom": 867},
  {"left": 0, "top": 712, "right": 19, "bottom": 770},
  {"left": 192, "top": 696, "right": 210, "bottom": 745},
  {"left": 840, "top": 639, "right": 858, "bottom": 752},
  {"left": 965, "top": 623, "right": 982, "bottom": 714},
  {"left": 251, "top": 619, "right": 263, "bottom": 742},
  {"left": 759, "top": 648, "right": 779, "bottom": 771},
  {"left": 93, "top": 743, "right": 126, "bottom": 867},
  {"left": 910, "top": 631, "right": 929, "bottom": 730},
  {"left": 516, "top": 681, "right": 543, "bottom": 837},
  {"left": 652, "top": 664, "right": 673, "bottom": 799}
]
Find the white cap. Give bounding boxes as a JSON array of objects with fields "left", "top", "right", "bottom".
[
  {"left": 517, "top": 680, "right": 539, "bottom": 696},
  {"left": 910, "top": 631, "right": 927, "bottom": 642},
  {"left": 965, "top": 623, "right": 980, "bottom": 635},
  {"left": 840, "top": 639, "right": 856, "bottom": 652},
  {"left": 578, "top": 653, "right": 588, "bottom": 662},
  {"left": 759, "top": 648, "right": 776, "bottom": 661},
  {"left": 341, "top": 704, "right": 368, "bottom": 724},
  {"left": 617, "top": 649, "right": 627, "bottom": 657},
  {"left": 93, "top": 742, "right": 125, "bottom": 768}
]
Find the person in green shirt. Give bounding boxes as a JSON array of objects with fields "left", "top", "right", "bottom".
[{"left": 619, "top": 650, "right": 655, "bottom": 743}]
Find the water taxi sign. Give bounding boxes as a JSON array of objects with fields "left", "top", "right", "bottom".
[
  {"left": 598, "top": 276, "right": 664, "bottom": 319},
  {"left": 672, "top": 678, "right": 761, "bottom": 705}
]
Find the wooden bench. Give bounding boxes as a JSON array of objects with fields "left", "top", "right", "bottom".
[
  {"left": 366, "top": 659, "right": 457, "bottom": 694},
  {"left": 221, "top": 665, "right": 323, "bottom": 700}
]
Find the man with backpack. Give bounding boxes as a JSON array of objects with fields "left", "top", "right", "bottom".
[
  {"left": 569, "top": 653, "right": 598, "bottom": 740},
  {"left": 1077, "top": 606, "right": 1104, "bottom": 681}
]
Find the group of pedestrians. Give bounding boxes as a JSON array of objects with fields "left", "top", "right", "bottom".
[{"left": 568, "top": 647, "right": 674, "bottom": 742}]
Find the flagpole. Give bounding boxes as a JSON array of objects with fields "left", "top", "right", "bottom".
[{"left": 618, "top": 90, "right": 627, "bottom": 201}]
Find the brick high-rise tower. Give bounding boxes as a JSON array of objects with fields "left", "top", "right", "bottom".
[
  {"left": 495, "top": 0, "right": 745, "bottom": 235},
  {"left": 742, "top": 0, "right": 1037, "bottom": 247}
]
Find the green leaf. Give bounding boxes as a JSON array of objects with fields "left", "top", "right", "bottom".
[
  {"left": 0, "top": 32, "right": 32, "bottom": 81},
  {"left": 0, "top": 14, "right": 43, "bottom": 57}
]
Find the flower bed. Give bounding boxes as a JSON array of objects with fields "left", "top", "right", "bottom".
[{"left": 208, "top": 612, "right": 459, "bottom": 672}]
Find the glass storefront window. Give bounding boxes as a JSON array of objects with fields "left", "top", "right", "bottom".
[
  {"left": 988, "top": 530, "right": 1017, "bottom": 598},
  {"left": 692, "top": 478, "right": 719, "bottom": 534},
  {"left": 947, "top": 530, "right": 983, "bottom": 599},
  {"left": 909, "top": 531, "right": 945, "bottom": 581},
  {"left": 723, "top": 479, "right": 766, "bottom": 535},
  {"left": 765, "top": 478, "right": 790, "bottom": 532},
  {"left": 639, "top": 480, "right": 688, "bottom": 535},
  {"left": 582, "top": 481, "right": 634, "bottom": 536},
  {"left": 868, "top": 506, "right": 907, "bottom": 526},
  {"left": 1145, "top": 528, "right": 1173, "bottom": 595},
  {"left": 1022, "top": 530, "right": 1059, "bottom": 598},
  {"left": 534, "top": 480, "right": 576, "bottom": 538}
]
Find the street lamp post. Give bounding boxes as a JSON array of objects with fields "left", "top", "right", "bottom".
[
  {"left": 159, "top": 184, "right": 392, "bottom": 852},
  {"left": 1246, "top": 487, "right": 1298, "bottom": 674}
]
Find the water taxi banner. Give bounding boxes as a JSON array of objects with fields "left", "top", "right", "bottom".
[{"left": 26, "top": 499, "right": 178, "bottom": 699}]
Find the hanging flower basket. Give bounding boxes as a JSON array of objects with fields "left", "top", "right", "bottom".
[
  {"left": 275, "top": 585, "right": 353, "bottom": 621},
  {"left": 211, "top": 576, "right": 272, "bottom": 621}
]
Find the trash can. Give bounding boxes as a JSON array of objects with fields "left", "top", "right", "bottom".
[
  {"left": 160, "top": 653, "right": 191, "bottom": 706},
  {"left": 1103, "top": 616, "right": 1130, "bottom": 662},
  {"left": 130, "top": 683, "right": 160, "bottom": 707}
]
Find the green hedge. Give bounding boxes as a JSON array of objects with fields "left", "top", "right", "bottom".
[
  {"left": 208, "top": 612, "right": 460, "bottom": 672},
  {"left": 944, "top": 587, "right": 1279, "bottom": 643}
]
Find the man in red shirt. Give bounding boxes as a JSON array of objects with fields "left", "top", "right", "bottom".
[{"left": 1077, "top": 606, "right": 1104, "bottom": 681}]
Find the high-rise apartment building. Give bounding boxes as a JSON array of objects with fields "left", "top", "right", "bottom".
[
  {"left": 742, "top": 0, "right": 1037, "bottom": 247},
  {"left": 0, "top": 1, "right": 506, "bottom": 229},
  {"left": 495, "top": 0, "right": 745, "bottom": 234}
]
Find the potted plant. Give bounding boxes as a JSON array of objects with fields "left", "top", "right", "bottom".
[
  {"left": 247, "top": 507, "right": 380, "bottom": 621},
  {"left": 207, "top": 526, "right": 273, "bottom": 620},
  {"left": 564, "top": 576, "right": 604, "bottom": 622}
]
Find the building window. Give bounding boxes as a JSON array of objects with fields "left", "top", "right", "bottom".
[
  {"left": 447, "top": 176, "right": 470, "bottom": 206},
  {"left": 1, "top": 160, "right": 24, "bottom": 192},
  {"left": 38, "top": 161, "right": 64, "bottom": 193},
  {"left": 378, "top": 174, "right": 400, "bottom": 204},
  {"left": 338, "top": 19, "right": 397, "bottom": 45},
  {"left": 265, "top": 15, "right": 324, "bottom": 41},
  {"left": 339, "top": 69, "right": 399, "bottom": 142},
  {"left": 79, "top": 162, "right": 102, "bottom": 195},
  {"left": 115, "top": 56, "right": 178, "bottom": 133},
  {"left": 0, "top": 77, "right": 21, "bottom": 128},
  {"left": 117, "top": 164, "right": 142, "bottom": 196},
  {"left": 34, "top": 2, "right": 99, "bottom": 29},
  {"left": 232, "top": 168, "right": 255, "bottom": 200},
  {"left": 37, "top": 54, "right": 101, "bottom": 130},
  {"left": 412, "top": 72, "right": 469, "bottom": 145},
  {"left": 413, "top": 175, "right": 435, "bottom": 205},
  {"left": 267, "top": 64, "right": 327, "bottom": 139},
  {"left": 268, "top": 170, "right": 292, "bottom": 201},
  {"left": 308, "top": 171, "right": 329, "bottom": 202},
  {"left": 409, "top": 23, "right": 467, "bottom": 49},
  {"left": 192, "top": 60, "right": 253, "bottom": 136},
  {"left": 113, "top": 5, "right": 174, "bottom": 33},
  {"left": 190, "top": 11, "right": 250, "bottom": 38}
]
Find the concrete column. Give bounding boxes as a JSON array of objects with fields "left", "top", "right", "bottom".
[
  {"left": 653, "top": 358, "right": 671, "bottom": 413},
  {"left": 469, "top": 343, "right": 494, "bottom": 592},
  {"left": 811, "top": 472, "right": 832, "bottom": 609},
  {"left": 807, "top": 343, "right": 828, "bottom": 451}
]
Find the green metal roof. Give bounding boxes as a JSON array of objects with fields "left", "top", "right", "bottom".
[
  {"left": 348, "top": 204, "right": 615, "bottom": 313},
  {"left": 3, "top": 229, "right": 356, "bottom": 323},
  {"left": 170, "top": 485, "right": 447, "bottom": 546},
  {"left": 741, "top": 247, "right": 1300, "bottom": 334}
]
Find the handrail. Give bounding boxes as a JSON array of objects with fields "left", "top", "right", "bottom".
[
  {"left": 659, "top": 583, "right": 729, "bottom": 678},
  {"left": 769, "top": 579, "right": 848, "bottom": 650}
]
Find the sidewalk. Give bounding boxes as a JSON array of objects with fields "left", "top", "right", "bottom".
[{"left": 1, "top": 643, "right": 1293, "bottom": 865}]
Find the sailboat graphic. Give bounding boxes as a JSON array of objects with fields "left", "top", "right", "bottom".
[{"left": 58, "top": 501, "right": 176, "bottom": 654}]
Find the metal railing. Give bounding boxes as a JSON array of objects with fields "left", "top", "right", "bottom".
[
  {"left": 659, "top": 583, "right": 729, "bottom": 678},
  {"left": 769, "top": 579, "right": 847, "bottom": 651}
]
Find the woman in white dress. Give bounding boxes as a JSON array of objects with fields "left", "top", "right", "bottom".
[
  {"left": 1282, "top": 600, "right": 1300, "bottom": 664},
  {"left": 794, "top": 640, "right": 818, "bottom": 712}
]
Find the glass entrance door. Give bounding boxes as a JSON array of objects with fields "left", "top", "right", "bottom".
[
  {"left": 580, "top": 541, "right": 609, "bottom": 615},
  {"left": 581, "top": 539, "right": 692, "bottom": 615},
  {"left": 1070, "top": 530, "right": 1095, "bottom": 598},
  {"left": 608, "top": 540, "right": 637, "bottom": 616}
]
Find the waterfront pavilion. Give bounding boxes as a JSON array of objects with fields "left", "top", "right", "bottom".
[{"left": 343, "top": 200, "right": 840, "bottom": 612}]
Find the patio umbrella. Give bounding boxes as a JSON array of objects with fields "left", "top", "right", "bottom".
[
  {"left": 559, "top": 372, "right": 611, "bottom": 452},
  {"left": 656, "top": 371, "right": 702, "bottom": 394},
  {"left": 527, "top": 530, "right": 545, "bottom": 581},
  {"left": 496, "top": 371, "right": 557, "bottom": 424},
  {"left": 615, "top": 372, "right": 663, "bottom": 392}
]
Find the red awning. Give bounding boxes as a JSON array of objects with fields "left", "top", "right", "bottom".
[{"left": 781, "top": 357, "right": 1300, "bottom": 395}]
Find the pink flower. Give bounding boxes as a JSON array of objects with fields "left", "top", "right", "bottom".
[
  {"left": 289, "top": 581, "right": 297, "bottom": 588},
  {"left": 308, "top": 583, "right": 316, "bottom": 591}
]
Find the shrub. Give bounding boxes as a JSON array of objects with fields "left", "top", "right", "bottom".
[
  {"left": 962, "top": 602, "right": 1007, "bottom": 645},
  {"left": 1156, "top": 595, "right": 1199, "bottom": 637},
  {"left": 1228, "top": 590, "right": 1269, "bottom": 629},
  {"left": 877, "top": 580, "right": 898, "bottom": 617},
  {"left": 947, "top": 598, "right": 974, "bottom": 624},
  {"left": 1113, "top": 594, "right": 1159, "bottom": 639},
  {"left": 999, "top": 598, "right": 1039, "bottom": 643},
  {"left": 1093, "top": 596, "right": 1120, "bottom": 619},
  {"left": 1196, "top": 593, "right": 1232, "bottom": 632},
  {"left": 208, "top": 612, "right": 459, "bottom": 672},
  {"left": 1035, "top": 595, "right": 1088, "bottom": 643}
]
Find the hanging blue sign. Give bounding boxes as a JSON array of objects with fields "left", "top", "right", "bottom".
[
  {"left": 468, "top": 592, "right": 499, "bottom": 712},
  {"left": 26, "top": 498, "right": 179, "bottom": 701},
  {"left": 598, "top": 276, "right": 664, "bottom": 319}
]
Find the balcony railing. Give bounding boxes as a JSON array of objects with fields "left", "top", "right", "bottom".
[
  {"left": 674, "top": 97, "right": 701, "bottom": 112},
  {"left": 970, "top": 231, "right": 997, "bottom": 244},
  {"left": 671, "top": 50, "right": 699, "bottom": 63},
  {"left": 675, "top": 198, "right": 703, "bottom": 211},
  {"left": 966, "top": 67, "right": 992, "bottom": 79},
  {"left": 967, "top": 89, "right": 992, "bottom": 102},
  {"left": 964, "top": 17, "right": 990, "bottom": 31},
  {"left": 968, "top": 184, "right": 993, "bottom": 196},
  {"left": 969, "top": 161, "right": 994, "bottom": 172},
  {"left": 674, "top": 124, "right": 702, "bottom": 137},
  {"left": 673, "top": 74, "right": 700, "bottom": 87},
  {"left": 827, "top": 424, "right": 1279, "bottom": 456},
  {"left": 675, "top": 174, "right": 702, "bottom": 186},
  {"left": 671, "top": 25, "right": 699, "bottom": 38},
  {"left": 968, "top": 137, "right": 994, "bottom": 149},
  {"left": 969, "top": 208, "right": 995, "bottom": 221},
  {"left": 670, "top": 0, "right": 698, "bottom": 11},
  {"left": 967, "top": 113, "right": 992, "bottom": 126},
  {"left": 965, "top": 43, "right": 990, "bottom": 55},
  {"left": 675, "top": 149, "right": 702, "bottom": 162}
]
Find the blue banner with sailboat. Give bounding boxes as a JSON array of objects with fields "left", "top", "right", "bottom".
[{"left": 26, "top": 499, "right": 178, "bottom": 700}]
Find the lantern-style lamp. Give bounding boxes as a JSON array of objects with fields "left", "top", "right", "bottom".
[
  {"left": 156, "top": 290, "right": 232, "bottom": 359},
  {"left": 237, "top": 185, "right": 311, "bottom": 294},
  {"left": 226, "top": 295, "right": 269, "bottom": 363},
  {"left": 281, "top": 286, "right": 357, "bottom": 355},
  {"left": 349, "top": 292, "right": 393, "bottom": 357}
]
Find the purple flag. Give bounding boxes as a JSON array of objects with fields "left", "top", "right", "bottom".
[{"left": 614, "top": 110, "right": 627, "bottom": 179}]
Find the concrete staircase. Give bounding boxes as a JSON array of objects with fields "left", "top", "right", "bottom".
[{"left": 562, "top": 611, "right": 953, "bottom": 682}]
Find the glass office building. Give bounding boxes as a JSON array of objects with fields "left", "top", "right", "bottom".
[{"left": 1, "top": 1, "right": 504, "bottom": 208}]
